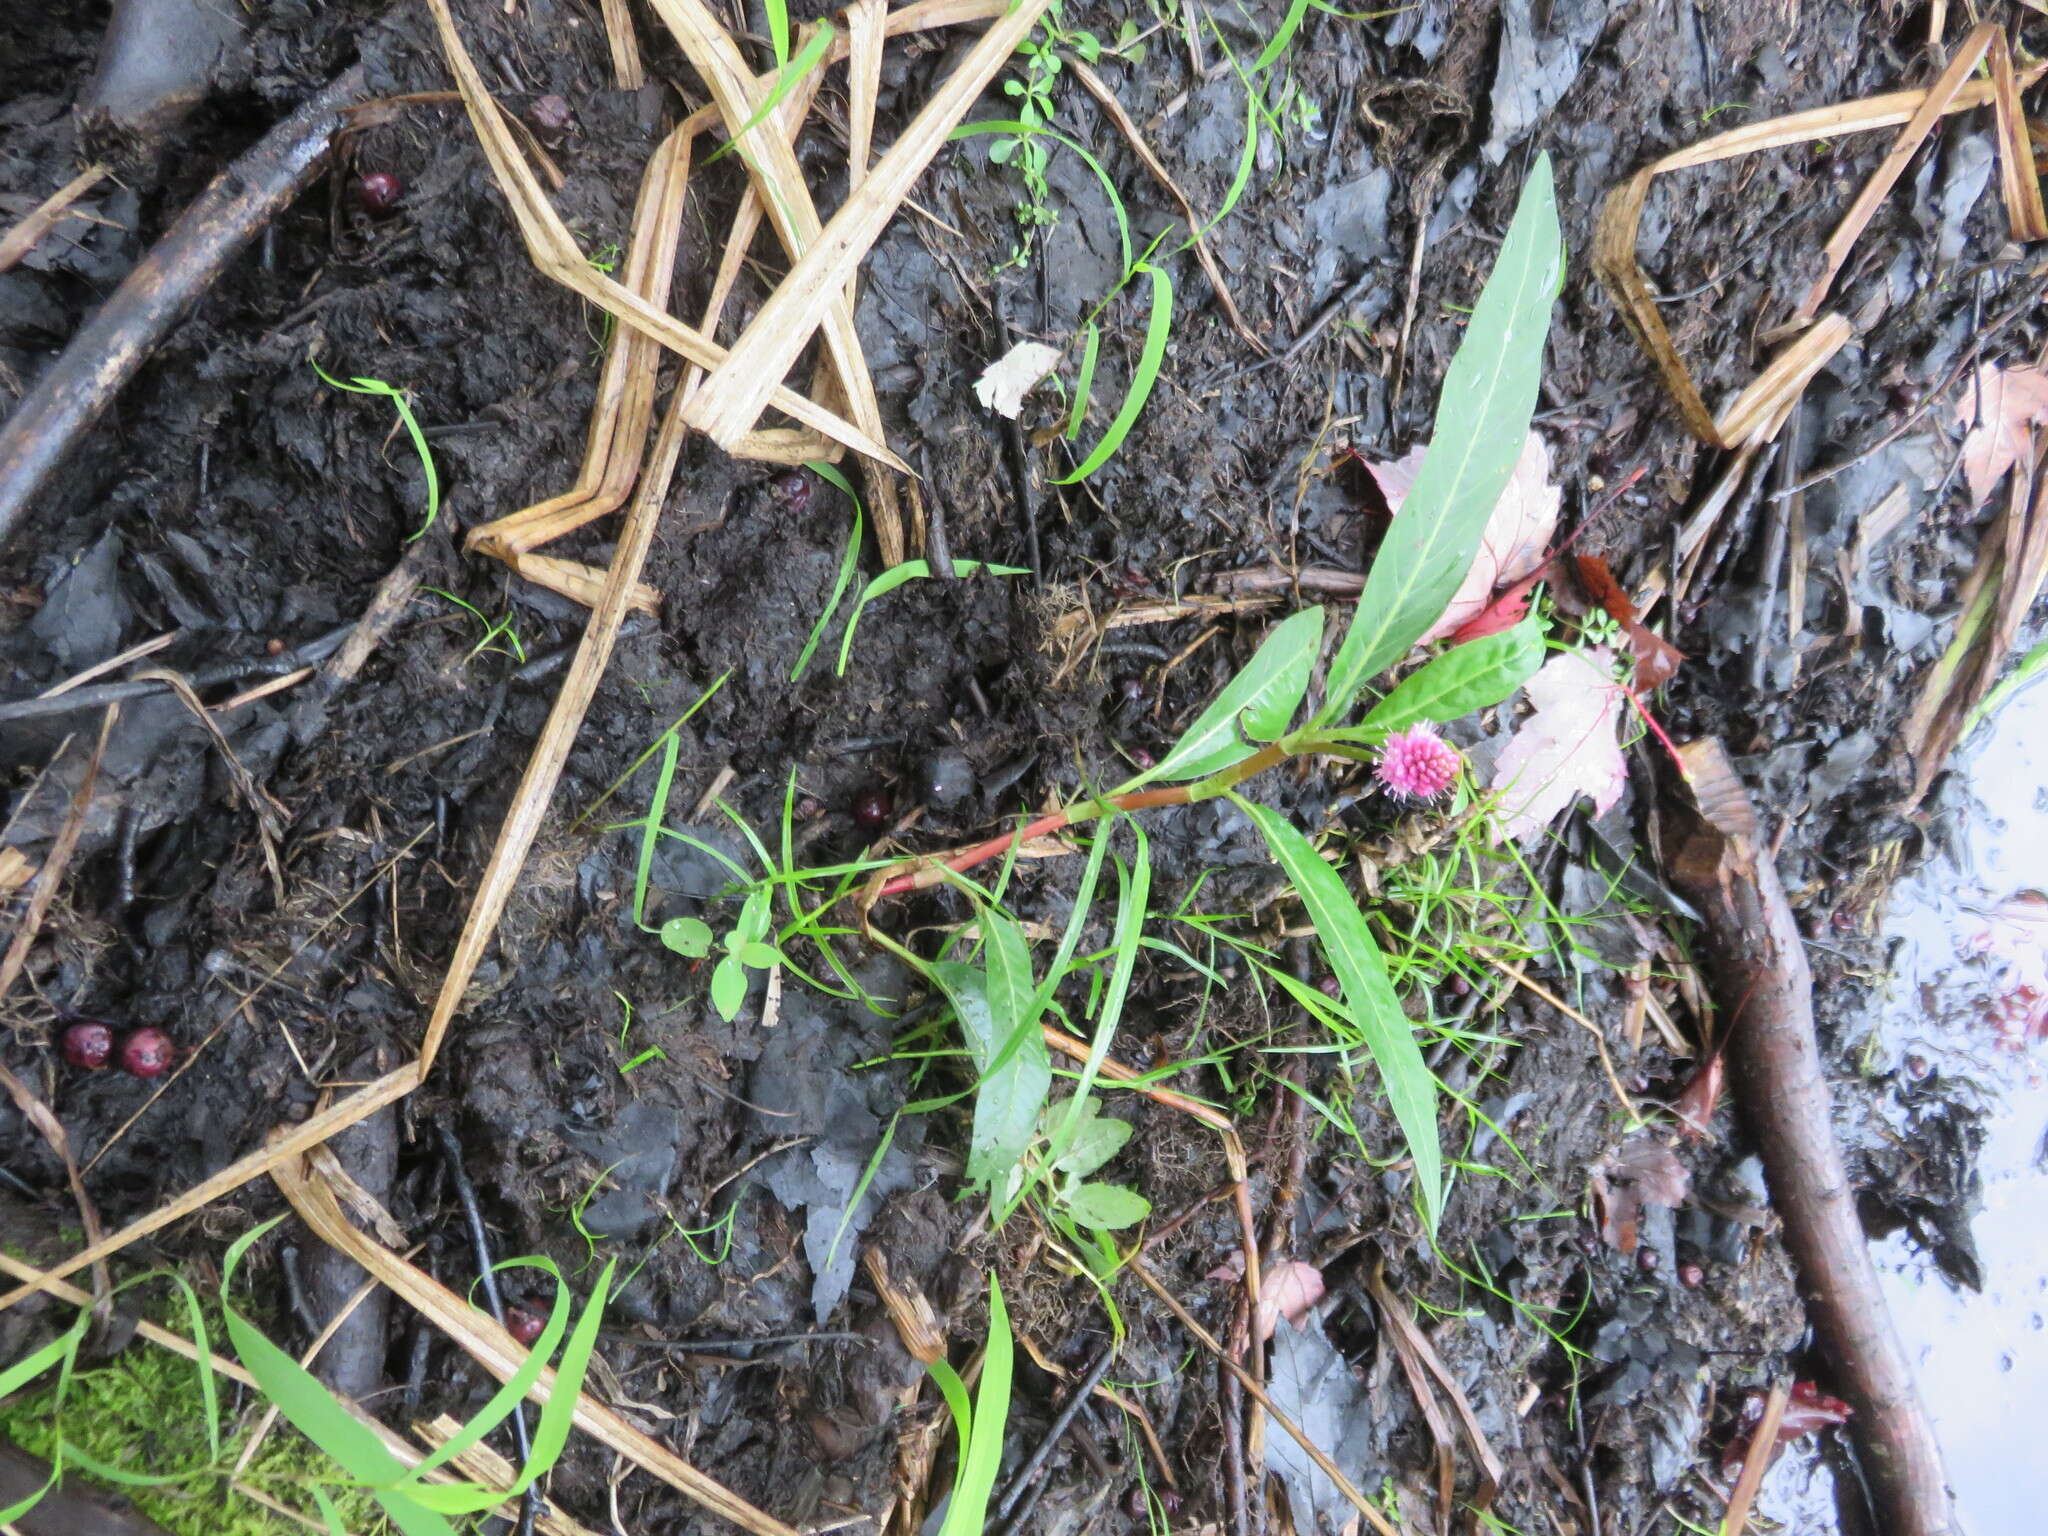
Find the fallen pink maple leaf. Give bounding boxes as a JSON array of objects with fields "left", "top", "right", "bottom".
[
  {"left": 1359, "top": 430, "right": 1560, "bottom": 644},
  {"left": 1490, "top": 647, "right": 1628, "bottom": 843},
  {"left": 1255, "top": 1260, "right": 1326, "bottom": 1343},
  {"left": 1955, "top": 362, "right": 2048, "bottom": 508}
]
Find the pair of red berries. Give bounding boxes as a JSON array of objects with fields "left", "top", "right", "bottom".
[{"left": 60, "top": 1021, "right": 174, "bottom": 1078}]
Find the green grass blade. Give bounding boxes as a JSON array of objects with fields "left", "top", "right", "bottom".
[
  {"left": 395, "top": 1258, "right": 574, "bottom": 1485},
  {"left": 408, "top": 1259, "right": 616, "bottom": 1514},
  {"left": 1255, "top": 0, "right": 1311, "bottom": 68},
  {"left": 935, "top": 1276, "right": 1013, "bottom": 1536},
  {"left": 1236, "top": 800, "right": 1443, "bottom": 1231},
  {"left": 837, "top": 560, "right": 930, "bottom": 674},
  {"left": 792, "top": 464, "right": 866, "bottom": 681},
  {"left": 765, "top": 0, "right": 790, "bottom": 64},
  {"left": 221, "top": 1220, "right": 456, "bottom": 1536},
  {"left": 630, "top": 732, "right": 681, "bottom": 931},
  {"left": 705, "top": 22, "right": 835, "bottom": 167},
  {"left": 836, "top": 559, "right": 1029, "bottom": 675},
  {"left": 1054, "top": 263, "right": 1173, "bottom": 485},
  {"left": 1043, "top": 827, "right": 1150, "bottom": 1168},
  {"left": 310, "top": 360, "right": 440, "bottom": 542},
  {"left": 1320, "top": 157, "right": 1560, "bottom": 719},
  {"left": 1967, "top": 635, "right": 2048, "bottom": 730},
  {"left": 1067, "top": 320, "right": 1101, "bottom": 440}
]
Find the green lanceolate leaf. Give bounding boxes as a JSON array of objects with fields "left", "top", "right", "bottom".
[
  {"left": 710, "top": 955, "right": 749, "bottom": 1020},
  {"left": 1147, "top": 606, "right": 1323, "bottom": 782},
  {"left": 1050, "top": 1101, "right": 1133, "bottom": 1177},
  {"left": 1351, "top": 615, "right": 1546, "bottom": 738},
  {"left": 1062, "top": 1181, "right": 1152, "bottom": 1231},
  {"left": 931, "top": 914, "right": 1050, "bottom": 1189},
  {"left": 1321, "top": 156, "right": 1560, "bottom": 720},
  {"left": 932, "top": 1276, "right": 1013, "bottom": 1536},
  {"left": 1235, "top": 800, "right": 1443, "bottom": 1232},
  {"left": 1055, "top": 262, "right": 1174, "bottom": 485}
]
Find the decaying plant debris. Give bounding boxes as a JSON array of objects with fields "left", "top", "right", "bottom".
[{"left": 5, "top": 2, "right": 2048, "bottom": 1535}]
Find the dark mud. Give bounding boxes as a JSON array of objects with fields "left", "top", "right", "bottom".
[{"left": 4, "top": 1, "right": 2045, "bottom": 1533}]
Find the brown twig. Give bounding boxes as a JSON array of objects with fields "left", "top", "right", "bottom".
[
  {"left": 1662, "top": 740, "right": 1954, "bottom": 1536},
  {"left": 0, "top": 69, "right": 367, "bottom": 550},
  {"left": 0, "top": 164, "right": 111, "bottom": 274}
]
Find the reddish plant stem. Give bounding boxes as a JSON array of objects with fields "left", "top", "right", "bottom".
[{"left": 874, "top": 742, "right": 1291, "bottom": 898}]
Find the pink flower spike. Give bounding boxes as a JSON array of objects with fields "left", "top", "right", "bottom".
[{"left": 1375, "top": 723, "right": 1461, "bottom": 801}]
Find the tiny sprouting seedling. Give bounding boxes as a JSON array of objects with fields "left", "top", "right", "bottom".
[
  {"left": 835, "top": 556, "right": 1032, "bottom": 675},
  {"left": 793, "top": 462, "right": 866, "bottom": 681},
  {"left": 613, "top": 991, "right": 666, "bottom": 1074},
  {"left": 425, "top": 586, "right": 527, "bottom": 664},
  {"left": 925, "top": 1275, "right": 1014, "bottom": 1536},
  {"left": 660, "top": 882, "right": 782, "bottom": 1022},
  {"left": 309, "top": 357, "right": 440, "bottom": 542}
]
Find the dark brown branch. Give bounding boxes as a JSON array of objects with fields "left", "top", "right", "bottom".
[
  {"left": 0, "top": 64, "right": 367, "bottom": 551},
  {"left": 1663, "top": 738, "right": 1953, "bottom": 1536}
]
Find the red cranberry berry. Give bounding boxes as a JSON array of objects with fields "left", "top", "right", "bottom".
[
  {"left": 1636, "top": 1246, "right": 1660, "bottom": 1275},
  {"left": 769, "top": 469, "right": 812, "bottom": 514},
  {"left": 1678, "top": 1262, "right": 1705, "bottom": 1289},
  {"left": 1115, "top": 674, "right": 1147, "bottom": 704},
  {"left": 118, "top": 1027, "right": 175, "bottom": 1079},
  {"left": 1126, "top": 746, "right": 1156, "bottom": 770},
  {"left": 1316, "top": 975, "right": 1343, "bottom": 999},
  {"left": 851, "top": 787, "right": 894, "bottom": 833},
  {"left": 61, "top": 1021, "right": 115, "bottom": 1070},
  {"left": 355, "top": 172, "right": 404, "bottom": 216},
  {"left": 504, "top": 1305, "right": 545, "bottom": 1345}
]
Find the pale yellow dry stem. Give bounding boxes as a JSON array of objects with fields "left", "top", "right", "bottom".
[
  {"left": 658, "top": 1, "right": 907, "bottom": 558},
  {"left": 678, "top": 0, "right": 1056, "bottom": 447},
  {"left": 467, "top": 126, "right": 690, "bottom": 562},
  {"left": 509, "top": 551, "right": 661, "bottom": 615},
  {"left": 1797, "top": 22, "right": 1995, "bottom": 322},
  {"left": 1714, "top": 313, "right": 1853, "bottom": 448},
  {"left": 1722, "top": 1380, "right": 1792, "bottom": 1536},
  {"left": 0, "top": 164, "right": 109, "bottom": 274},
  {"left": 1989, "top": 30, "right": 2047, "bottom": 242},
  {"left": 275, "top": 1153, "right": 795, "bottom": 1536},
  {"left": 422, "top": 0, "right": 905, "bottom": 469},
  {"left": 599, "top": 0, "right": 644, "bottom": 91},
  {"left": 1128, "top": 1257, "right": 1403, "bottom": 1536},
  {"left": 1596, "top": 48, "right": 2048, "bottom": 452}
]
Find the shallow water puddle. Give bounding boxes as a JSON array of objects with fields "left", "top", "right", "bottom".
[{"left": 1867, "top": 682, "right": 2048, "bottom": 1536}]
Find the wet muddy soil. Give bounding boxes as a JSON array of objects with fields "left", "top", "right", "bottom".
[{"left": 4, "top": 1, "right": 2046, "bottom": 1533}]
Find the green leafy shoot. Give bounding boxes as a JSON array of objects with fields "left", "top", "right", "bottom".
[
  {"left": 792, "top": 462, "right": 866, "bottom": 680},
  {"left": 705, "top": 21, "right": 836, "bottom": 167},
  {"left": 1132, "top": 605, "right": 1323, "bottom": 785},
  {"left": 1968, "top": 635, "right": 2048, "bottom": 731},
  {"left": 310, "top": 358, "right": 441, "bottom": 542},
  {"left": 835, "top": 558, "right": 1031, "bottom": 675},
  {"left": 951, "top": 120, "right": 1133, "bottom": 275},
  {"left": 765, "top": 0, "right": 790, "bottom": 65},
  {"left": 630, "top": 730, "right": 683, "bottom": 933},
  {"left": 1320, "top": 154, "right": 1560, "bottom": 717},
  {"left": 928, "top": 1276, "right": 1015, "bottom": 1536}
]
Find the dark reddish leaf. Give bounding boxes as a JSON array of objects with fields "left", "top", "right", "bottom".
[
  {"left": 1673, "top": 1049, "right": 1725, "bottom": 1140},
  {"left": 1721, "top": 1381, "right": 1854, "bottom": 1473},
  {"left": 1573, "top": 555, "right": 1685, "bottom": 691},
  {"left": 1448, "top": 561, "right": 1551, "bottom": 642}
]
